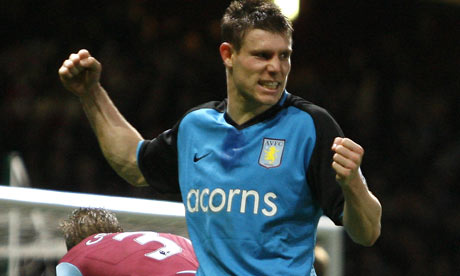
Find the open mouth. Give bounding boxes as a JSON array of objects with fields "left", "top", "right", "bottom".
[{"left": 258, "top": 81, "right": 280, "bottom": 90}]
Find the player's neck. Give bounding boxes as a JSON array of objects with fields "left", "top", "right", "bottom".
[
  {"left": 226, "top": 96, "right": 272, "bottom": 126},
  {"left": 225, "top": 72, "right": 274, "bottom": 125}
]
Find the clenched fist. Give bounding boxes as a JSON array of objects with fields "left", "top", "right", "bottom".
[
  {"left": 331, "top": 137, "right": 365, "bottom": 188},
  {"left": 58, "top": 49, "right": 101, "bottom": 97}
]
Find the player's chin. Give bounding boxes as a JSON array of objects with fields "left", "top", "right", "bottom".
[{"left": 257, "top": 90, "right": 283, "bottom": 105}]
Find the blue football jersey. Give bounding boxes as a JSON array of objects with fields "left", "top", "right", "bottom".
[{"left": 138, "top": 91, "right": 344, "bottom": 275}]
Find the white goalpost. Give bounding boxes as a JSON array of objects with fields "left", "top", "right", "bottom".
[{"left": 0, "top": 153, "right": 344, "bottom": 276}]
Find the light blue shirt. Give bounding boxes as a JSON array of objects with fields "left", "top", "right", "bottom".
[
  {"left": 138, "top": 91, "right": 344, "bottom": 275},
  {"left": 56, "top": 262, "right": 82, "bottom": 276}
]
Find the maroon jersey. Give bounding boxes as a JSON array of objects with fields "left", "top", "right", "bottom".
[{"left": 58, "top": 231, "right": 198, "bottom": 276}]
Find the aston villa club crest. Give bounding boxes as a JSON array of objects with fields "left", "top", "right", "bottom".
[{"left": 258, "top": 138, "right": 285, "bottom": 168}]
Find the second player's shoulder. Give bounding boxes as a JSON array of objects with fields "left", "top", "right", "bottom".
[
  {"left": 159, "top": 233, "right": 193, "bottom": 247},
  {"left": 56, "top": 262, "right": 83, "bottom": 276}
]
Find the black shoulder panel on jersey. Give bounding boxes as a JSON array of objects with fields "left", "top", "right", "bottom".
[
  {"left": 186, "top": 99, "right": 227, "bottom": 115},
  {"left": 284, "top": 93, "right": 345, "bottom": 226},
  {"left": 138, "top": 100, "right": 226, "bottom": 198}
]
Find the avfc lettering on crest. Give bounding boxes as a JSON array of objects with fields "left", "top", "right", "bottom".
[{"left": 258, "top": 138, "right": 285, "bottom": 168}]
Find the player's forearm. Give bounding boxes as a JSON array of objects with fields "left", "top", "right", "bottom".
[
  {"left": 79, "top": 84, "right": 147, "bottom": 187},
  {"left": 342, "top": 178, "right": 382, "bottom": 246}
]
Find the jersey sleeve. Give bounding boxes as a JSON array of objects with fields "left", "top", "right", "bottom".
[
  {"left": 56, "top": 263, "right": 83, "bottom": 276},
  {"left": 306, "top": 105, "right": 345, "bottom": 226},
  {"left": 137, "top": 101, "right": 225, "bottom": 198},
  {"left": 137, "top": 123, "right": 181, "bottom": 195}
]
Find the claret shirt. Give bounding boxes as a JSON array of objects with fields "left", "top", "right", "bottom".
[
  {"left": 137, "top": 91, "right": 345, "bottom": 276},
  {"left": 57, "top": 232, "right": 198, "bottom": 276}
]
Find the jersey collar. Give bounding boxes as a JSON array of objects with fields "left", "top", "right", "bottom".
[{"left": 224, "top": 91, "right": 289, "bottom": 130}]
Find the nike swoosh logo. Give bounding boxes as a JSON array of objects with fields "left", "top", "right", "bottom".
[{"left": 193, "top": 152, "right": 211, "bottom": 162}]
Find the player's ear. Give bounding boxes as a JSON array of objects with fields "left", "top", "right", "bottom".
[{"left": 219, "top": 42, "right": 234, "bottom": 68}]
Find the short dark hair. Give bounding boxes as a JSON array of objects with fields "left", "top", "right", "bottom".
[
  {"left": 59, "top": 208, "right": 123, "bottom": 250},
  {"left": 221, "top": 0, "right": 293, "bottom": 51}
]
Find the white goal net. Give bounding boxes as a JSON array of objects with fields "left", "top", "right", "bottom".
[{"left": 0, "top": 153, "right": 343, "bottom": 276}]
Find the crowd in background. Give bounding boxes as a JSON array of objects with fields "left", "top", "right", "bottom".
[{"left": 1, "top": 0, "right": 458, "bottom": 275}]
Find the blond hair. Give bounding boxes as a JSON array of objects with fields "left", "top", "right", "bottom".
[{"left": 59, "top": 208, "right": 123, "bottom": 250}]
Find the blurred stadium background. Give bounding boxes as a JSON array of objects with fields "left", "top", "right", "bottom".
[{"left": 1, "top": 0, "right": 459, "bottom": 275}]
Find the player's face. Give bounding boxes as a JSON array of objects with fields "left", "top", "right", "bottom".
[{"left": 229, "top": 29, "right": 292, "bottom": 111}]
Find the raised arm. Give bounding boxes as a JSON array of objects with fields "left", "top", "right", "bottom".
[
  {"left": 331, "top": 137, "right": 382, "bottom": 246},
  {"left": 58, "top": 49, "right": 147, "bottom": 187}
]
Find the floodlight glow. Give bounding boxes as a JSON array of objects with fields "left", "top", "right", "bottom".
[{"left": 274, "top": 0, "right": 300, "bottom": 21}]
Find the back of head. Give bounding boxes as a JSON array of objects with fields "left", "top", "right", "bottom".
[
  {"left": 59, "top": 208, "right": 123, "bottom": 250},
  {"left": 221, "top": 0, "right": 293, "bottom": 51}
]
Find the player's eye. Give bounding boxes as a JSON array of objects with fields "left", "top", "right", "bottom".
[
  {"left": 280, "top": 51, "right": 291, "bottom": 60},
  {"left": 255, "top": 52, "right": 270, "bottom": 59}
]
